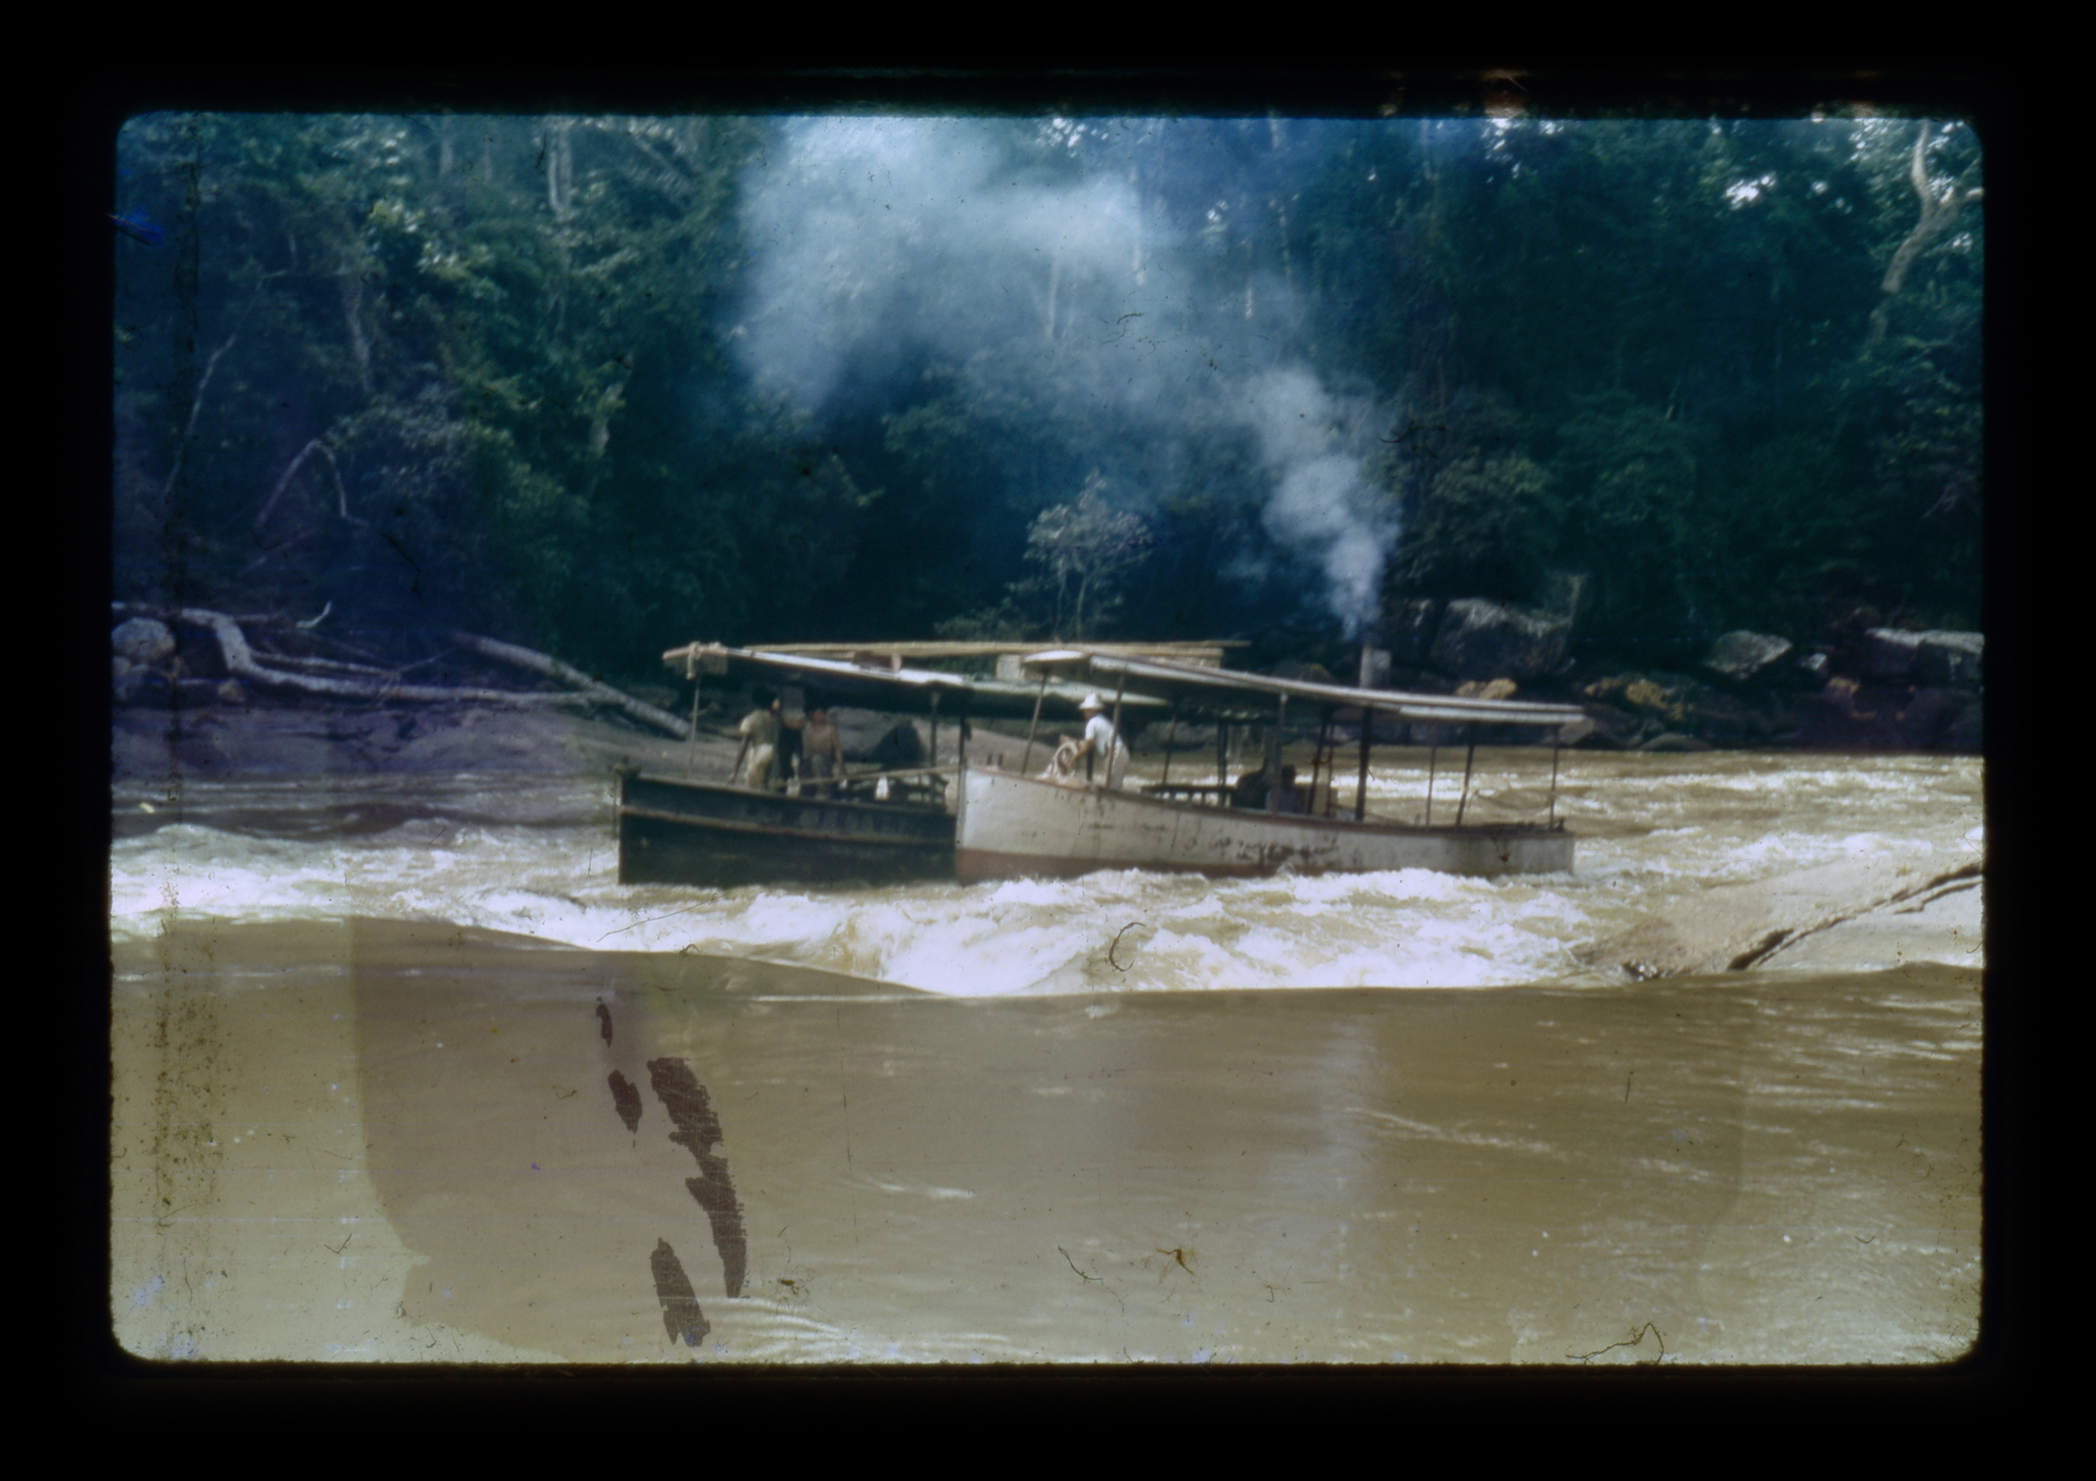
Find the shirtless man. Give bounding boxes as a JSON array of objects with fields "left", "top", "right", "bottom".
[{"left": 798, "top": 703, "right": 846, "bottom": 797}]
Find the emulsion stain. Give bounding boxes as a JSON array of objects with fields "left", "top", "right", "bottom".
[
  {"left": 595, "top": 998, "right": 613, "bottom": 1045},
  {"left": 649, "top": 1239, "right": 711, "bottom": 1348},
  {"left": 647, "top": 1057, "right": 749, "bottom": 1297},
  {"left": 607, "top": 1069, "right": 643, "bottom": 1136}
]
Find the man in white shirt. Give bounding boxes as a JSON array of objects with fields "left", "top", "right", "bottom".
[{"left": 1071, "top": 692, "right": 1130, "bottom": 789}]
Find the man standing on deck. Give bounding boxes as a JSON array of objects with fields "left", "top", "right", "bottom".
[
  {"left": 734, "top": 688, "right": 782, "bottom": 791},
  {"left": 799, "top": 702, "right": 845, "bottom": 798},
  {"left": 1070, "top": 693, "right": 1130, "bottom": 789}
]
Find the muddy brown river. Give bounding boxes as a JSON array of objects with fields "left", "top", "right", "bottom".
[{"left": 109, "top": 749, "right": 1983, "bottom": 1365}]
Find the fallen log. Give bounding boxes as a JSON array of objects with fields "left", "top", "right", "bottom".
[
  {"left": 450, "top": 631, "right": 691, "bottom": 739},
  {"left": 111, "top": 605, "right": 688, "bottom": 737}
]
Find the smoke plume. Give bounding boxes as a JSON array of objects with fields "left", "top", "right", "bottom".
[{"left": 730, "top": 116, "right": 1395, "bottom": 631}]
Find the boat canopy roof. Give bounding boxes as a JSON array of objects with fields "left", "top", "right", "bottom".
[
  {"left": 1021, "top": 649, "right": 1589, "bottom": 730},
  {"left": 662, "top": 643, "right": 1169, "bottom": 723}
]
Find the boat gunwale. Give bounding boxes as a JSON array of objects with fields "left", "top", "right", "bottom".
[
  {"left": 620, "top": 772, "right": 951, "bottom": 820},
  {"left": 618, "top": 803, "right": 953, "bottom": 848},
  {"left": 961, "top": 764, "right": 1569, "bottom": 839}
]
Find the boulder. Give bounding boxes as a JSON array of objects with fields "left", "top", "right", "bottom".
[
  {"left": 1639, "top": 732, "right": 1712, "bottom": 752},
  {"left": 1898, "top": 687, "right": 1962, "bottom": 748},
  {"left": 113, "top": 666, "right": 171, "bottom": 707},
  {"left": 1916, "top": 631, "right": 1983, "bottom": 689},
  {"left": 1583, "top": 672, "right": 1700, "bottom": 727},
  {"left": 112, "top": 616, "right": 175, "bottom": 665},
  {"left": 1796, "top": 677, "right": 1909, "bottom": 749},
  {"left": 1945, "top": 698, "right": 1983, "bottom": 751},
  {"left": 1383, "top": 598, "right": 1445, "bottom": 667},
  {"left": 1864, "top": 628, "right": 1927, "bottom": 682},
  {"left": 1570, "top": 702, "right": 1642, "bottom": 750},
  {"left": 1453, "top": 678, "right": 1519, "bottom": 701},
  {"left": 1536, "top": 570, "right": 1595, "bottom": 638},
  {"left": 1428, "top": 599, "right": 1571, "bottom": 681},
  {"left": 1702, "top": 630, "right": 1794, "bottom": 686},
  {"left": 1581, "top": 670, "right": 1779, "bottom": 746},
  {"left": 1863, "top": 628, "right": 1981, "bottom": 688}
]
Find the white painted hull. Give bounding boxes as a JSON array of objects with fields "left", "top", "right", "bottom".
[{"left": 954, "top": 767, "right": 1573, "bottom": 883}]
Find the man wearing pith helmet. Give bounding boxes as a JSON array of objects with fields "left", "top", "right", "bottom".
[{"left": 1070, "top": 692, "right": 1130, "bottom": 789}]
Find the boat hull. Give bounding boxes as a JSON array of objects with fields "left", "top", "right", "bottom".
[
  {"left": 954, "top": 767, "right": 1572, "bottom": 883},
  {"left": 618, "top": 772, "right": 954, "bottom": 888}
]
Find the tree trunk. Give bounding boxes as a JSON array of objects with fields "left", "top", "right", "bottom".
[
  {"left": 1865, "top": 120, "right": 1982, "bottom": 351},
  {"left": 451, "top": 631, "right": 692, "bottom": 736}
]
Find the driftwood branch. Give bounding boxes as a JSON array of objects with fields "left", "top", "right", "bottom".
[
  {"left": 451, "top": 631, "right": 691, "bottom": 738},
  {"left": 113, "top": 604, "right": 682, "bottom": 732},
  {"left": 163, "top": 606, "right": 592, "bottom": 707}
]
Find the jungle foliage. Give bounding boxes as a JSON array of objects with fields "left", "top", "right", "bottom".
[{"left": 113, "top": 111, "right": 1984, "bottom": 680}]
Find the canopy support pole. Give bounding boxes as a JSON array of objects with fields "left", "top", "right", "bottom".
[
  {"left": 1456, "top": 742, "right": 1476, "bottom": 826},
  {"left": 1267, "top": 693, "right": 1286, "bottom": 814},
  {"left": 685, "top": 674, "right": 702, "bottom": 779},
  {"left": 1106, "top": 670, "right": 1127, "bottom": 789},
  {"left": 1548, "top": 726, "right": 1561, "bottom": 829},
  {"left": 1426, "top": 741, "right": 1437, "bottom": 826},
  {"left": 1356, "top": 709, "right": 1372, "bottom": 823},
  {"left": 1312, "top": 713, "right": 1328, "bottom": 816},
  {"left": 1021, "top": 671, "right": 1048, "bottom": 774}
]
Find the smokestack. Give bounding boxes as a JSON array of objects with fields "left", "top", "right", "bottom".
[{"left": 1359, "top": 641, "right": 1391, "bottom": 691}]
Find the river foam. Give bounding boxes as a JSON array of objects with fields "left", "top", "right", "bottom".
[{"left": 109, "top": 752, "right": 1984, "bottom": 994}]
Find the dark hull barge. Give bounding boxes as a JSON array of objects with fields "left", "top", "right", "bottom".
[
  {"left": 617, "top": 771, "right": 954, "bottom": 887},
  {"left": 617, "top": 642, "right": 1165, "bottom": 889}
]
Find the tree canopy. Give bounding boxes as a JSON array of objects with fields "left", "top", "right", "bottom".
[{"left": 113, "top": 109, "right": 1983, "bottom": 680}]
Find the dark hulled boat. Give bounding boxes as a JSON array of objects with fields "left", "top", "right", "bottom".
[
  {"left": 616, "top": 642, "right": 1165, "bottom": 889},
  {"left": 616, "top": 770, "right": 955, "bottom": 887}
]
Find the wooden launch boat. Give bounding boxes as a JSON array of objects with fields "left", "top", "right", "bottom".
[
  {"left": 954, "top": 649, "right": 1588, "bottom": 884},
  {"left": 618, "top": 643, "right": 1165, "bottom": 888}
]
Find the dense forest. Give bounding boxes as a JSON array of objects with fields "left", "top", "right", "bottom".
[{"left": 111, "top": 108, "right": 1982, "bottom": 684}]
